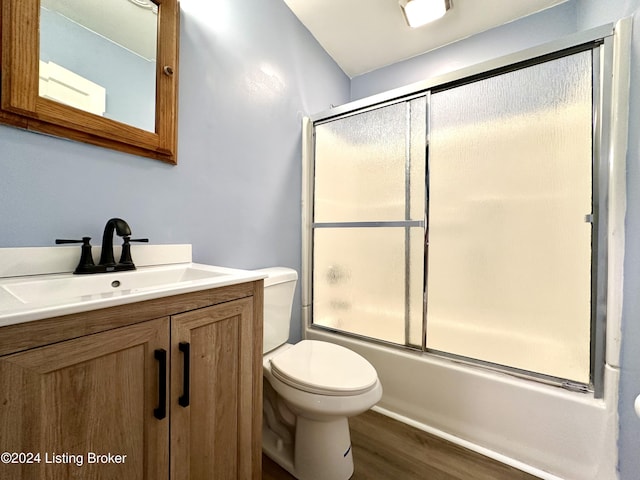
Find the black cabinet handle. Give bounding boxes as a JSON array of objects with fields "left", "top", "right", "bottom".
[
  {"left": 154, "top": 349, "right": 167, "bottom": 420},
  {"left": 178, "top": 342, "right": 190, "bottom": 407}
]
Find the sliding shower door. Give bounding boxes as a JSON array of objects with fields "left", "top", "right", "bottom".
[
  {"left": 312, "top": 98, "right": 426, "bottom": 347},
  {"left": 426, "top": 51, "right": 594, "bottom": 383},
  {"left": 309, "top": 41, "right": 604, "bottom": 389}
]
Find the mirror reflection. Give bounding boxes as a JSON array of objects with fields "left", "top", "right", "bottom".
[{"left": 39, "top": 0, "right": 158, "bottom": 132}]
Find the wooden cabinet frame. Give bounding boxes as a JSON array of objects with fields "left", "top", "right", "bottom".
[
  {"left": 0, "top": 281, "right": 264, "bottom": 480},
  {"left": 0, "top": 0, "right": 180, "bottom": 163}
]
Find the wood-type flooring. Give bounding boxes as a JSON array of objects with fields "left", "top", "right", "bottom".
[{"left": 262, "top": 409, "right": 539, "bottom": 480}]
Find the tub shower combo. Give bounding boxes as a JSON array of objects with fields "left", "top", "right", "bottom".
[{"left": 302, "top": 20, "right": 630, "bottom": 480}]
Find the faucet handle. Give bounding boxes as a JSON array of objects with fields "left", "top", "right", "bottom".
[
  {"left": 56, "top": 237, "right": 97, "bottom": 274},
  {"left": 118, "top": 237, "right": 149, "bottom": 268},
  {"left": 55, "top": 237, "right": 91, "bottom": 245}
]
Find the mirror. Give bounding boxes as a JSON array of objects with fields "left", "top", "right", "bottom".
[
  {"left": 40, "top": 0, "right": 158, "bottom": 131},
  {"left": 0, "top": 0, "right": 179, "bottom": 164}
]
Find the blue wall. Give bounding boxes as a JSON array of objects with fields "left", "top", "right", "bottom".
[
  {"left": 0, "top": 0, "right": 350, "bottom": 344},
  {"left": 351, "top": 1, "right": 640, "bottom": 477}
]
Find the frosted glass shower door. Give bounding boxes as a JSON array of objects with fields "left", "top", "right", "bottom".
[
  {"left": 312, "top": 98, "right": 426, "bottom": 347},
  {"left": 426, "top": 52, "right": 594, "bottom": 383}
]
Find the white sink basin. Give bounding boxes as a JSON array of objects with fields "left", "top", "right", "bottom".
[
  {"left": 4, "top": 264, "right": 228, "bottom": 304},
  {"left": 0, "top": 263, "right": 265, "bottom": 327}
]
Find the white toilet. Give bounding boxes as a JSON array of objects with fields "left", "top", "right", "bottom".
[{"left": 257, "top": 267, "right": 383, "bottom": 480}]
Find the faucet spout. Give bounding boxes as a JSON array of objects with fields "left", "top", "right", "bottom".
[{"left": 99, "top": 218, "right": 132, "bottom": 268}]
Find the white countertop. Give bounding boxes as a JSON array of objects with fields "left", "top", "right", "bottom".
[{"left": 0, "top": 245, "right": 266, "bottom": 328}]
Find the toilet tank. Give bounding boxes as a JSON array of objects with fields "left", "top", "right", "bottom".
[{"left": 255, "top": 267, "right": 298, "bottom": 354}]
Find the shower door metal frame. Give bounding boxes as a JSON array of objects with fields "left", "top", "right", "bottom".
[
  {"left": 423, "top": 40, "right": 608, "bottom": 394},
  {"left": 301, "top": 21, "right": 628, "bottom": 399},
  {"left": 310, "top": 95, "right": 426, "bottom": 348}
]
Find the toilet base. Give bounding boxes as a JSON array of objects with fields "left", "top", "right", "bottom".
[
  {"left": 263, "top": 425, "right": 296, "bottom": 475},
  {"left": 263, "top": 416, "right": 354, "bottom": 480}
]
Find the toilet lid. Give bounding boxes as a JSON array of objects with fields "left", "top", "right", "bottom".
[{"left": 270, "top": 340, "right": 378, "bottom": 396}]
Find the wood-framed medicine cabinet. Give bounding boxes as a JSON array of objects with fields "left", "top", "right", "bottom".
[{"left": 0, "top": 0, "right": 179, "bottom": 164}]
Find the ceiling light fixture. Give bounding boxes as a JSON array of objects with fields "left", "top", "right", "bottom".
[{"left": 399, "top": 0, "right": 451, "bottom": 28}]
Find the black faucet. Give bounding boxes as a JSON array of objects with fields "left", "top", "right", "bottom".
[
  {"left": 56, "top": 218, "right": 148, "bottom": 274},
  {"left": 99, "top": 218, "right": 132, "bottom": 269}
]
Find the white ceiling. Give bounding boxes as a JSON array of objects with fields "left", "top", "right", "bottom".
[{"left": 283, "top": 0, "right": 569, "bottom": 77}]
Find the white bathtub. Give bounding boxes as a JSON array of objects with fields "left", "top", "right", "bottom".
[{"left": 305, "top": 324, "right": 619, "bottom": 480}]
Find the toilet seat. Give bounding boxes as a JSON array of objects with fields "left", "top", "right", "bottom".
[{"left": 270, "top": 340, "right": 378, "bottom": 396}]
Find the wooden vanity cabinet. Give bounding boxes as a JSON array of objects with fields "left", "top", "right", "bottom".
[
  {"left": 170, "top": 297, "right": 258, "bottom": 479},
  {"left": 0, "top": 317, "right": 169, "bottom": 480},
  {"left": 0, "top": 281, "right": 264, "bottom": 480}
]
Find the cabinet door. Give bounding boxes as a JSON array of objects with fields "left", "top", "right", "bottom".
[
  {"left": 170, "top": 298, "right": 260, "bottom": 480},
  {"left": 0, "top": 317, "right": 169, "bottom": 480}
]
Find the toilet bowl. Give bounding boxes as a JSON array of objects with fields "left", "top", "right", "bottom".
[{"left": 257, "top": 267, "right": 382, "bottom": 480}]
